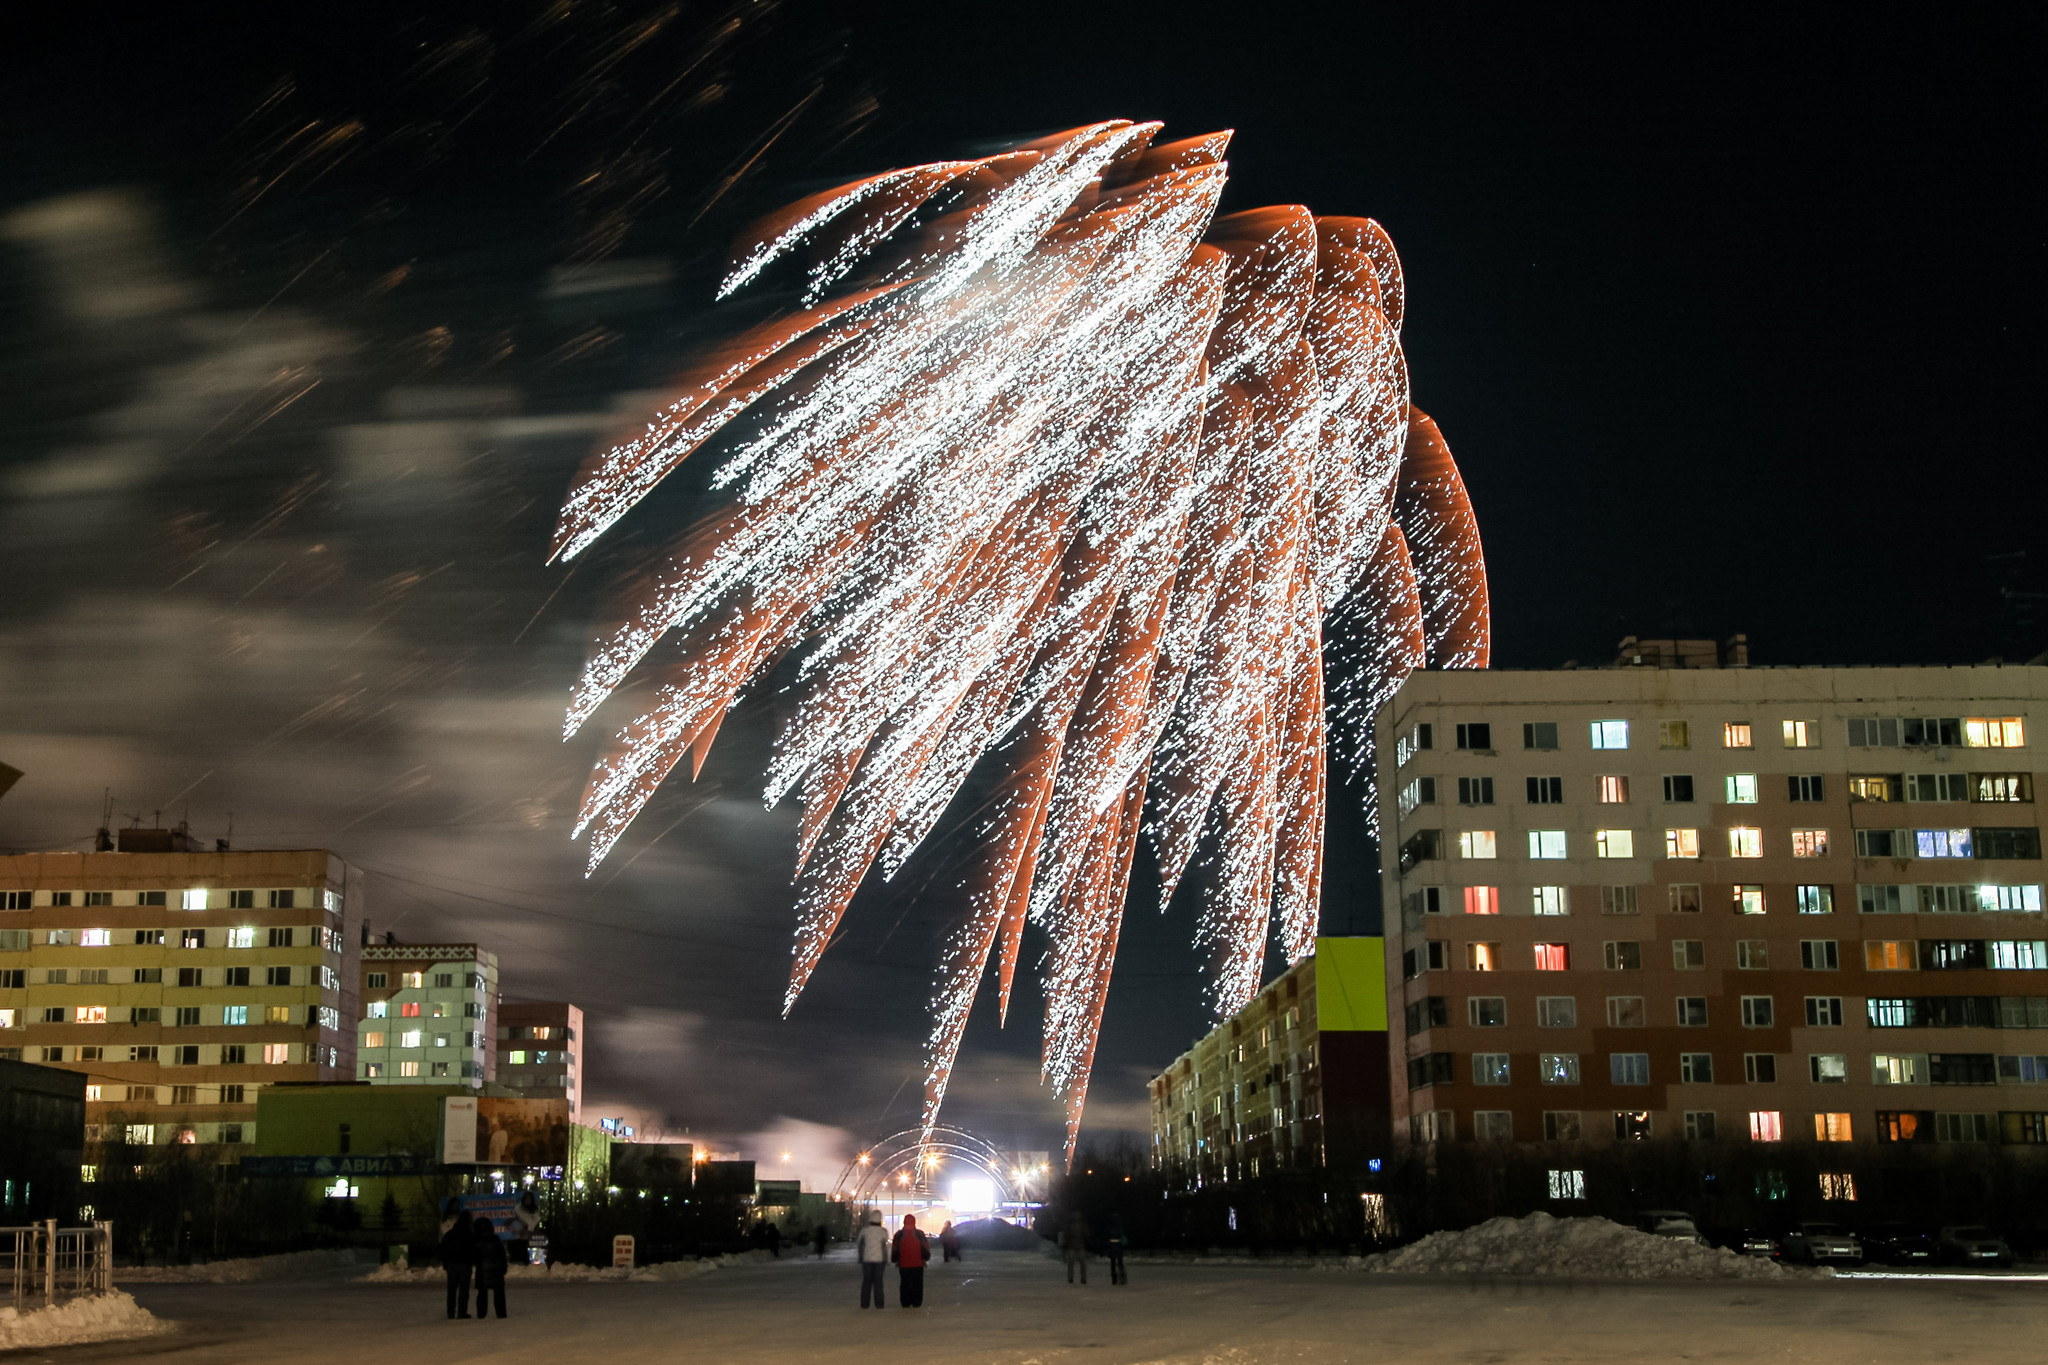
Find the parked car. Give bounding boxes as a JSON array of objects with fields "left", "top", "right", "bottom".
[
  {"left": 1861, "top": 1223, "right": 1935, "bottom": 1266},
  {"left": 1937, "top": 1226, "right": 2014, "bottom": 1267},
  {"left": 1780, "top": 1222, "right": 1863, "bottom": 1265},
  {"left": 1633, "top": 1211, "right": 1709, "bottom": 1247},
  {"left": 1727, "top": 1229, "right": 1781, "bottom": 1259}
]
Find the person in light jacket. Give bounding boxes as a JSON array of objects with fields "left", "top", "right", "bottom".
[{"left": 854, "top": 1211, "right": 890, "bottom": 1309}]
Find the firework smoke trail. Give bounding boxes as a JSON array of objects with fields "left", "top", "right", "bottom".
[{"left": 550, "top": 122, "right": 1489, "bottom": 1163}]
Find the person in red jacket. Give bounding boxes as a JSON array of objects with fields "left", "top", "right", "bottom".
[{"left": 891, "top": 1213, "right": 929, "bottom": 1308}]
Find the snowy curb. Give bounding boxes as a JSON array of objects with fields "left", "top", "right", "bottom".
[
  {"left": 0, "top": 1292, "right": 170, "bottom": 1350},
  {"left": 355, "top": 1248, "right": 793, "bottom": 1284},
  {"left": 1342, "top": 1212, "right": 1833, "bottom": 1281},
  {"left": 119, "top": 1248, "right": 368, "bottom": 1283}
]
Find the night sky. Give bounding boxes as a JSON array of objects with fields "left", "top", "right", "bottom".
[{"left": 3, "top": 3, "right": 2043, "bottom": 1180}]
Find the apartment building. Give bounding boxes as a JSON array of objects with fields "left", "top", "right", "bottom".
[
  {"left": 356, "top": 942, "right": 498, "bottom": 1087},
  {"left": 1377, "top": 655, "right": 2048, "bottom": 1153},
  {"left": 0, "top": 842, "right": 363, "bottom": 1148},
  {"left": 496, "top": 1001, "right": 583, "bottom": 1121},
  {"left": 1149, "top": 937, "right": 1390, "bottom": 1179}
]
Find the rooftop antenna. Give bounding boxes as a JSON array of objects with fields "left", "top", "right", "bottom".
[{"left": 95, "top": 789, "right": 114, "bottom": 852}]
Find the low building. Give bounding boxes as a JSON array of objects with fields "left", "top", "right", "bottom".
[
  {"left": 1375, "top": 656, "right": 2048, "bottom": 1152},
  {"left": 356, "top": 942, "right": 498, "bottom": 1088},
  {"left": 0, "top": 844, "right": 364, "bottom": 1151},
  {"left": 1149, "top": 937, "right": 1391, "bottom": 1180},
  {"left": 0, "top": 1057, "right": 87, "bottom": 1221},
  {"left": 496, "top": 1001, "right": 583, "bottom": 1121}
]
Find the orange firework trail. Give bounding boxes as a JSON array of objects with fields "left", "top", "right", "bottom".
[{"left": 550, "top": 121, "right": 1488, "bottom": 1163}]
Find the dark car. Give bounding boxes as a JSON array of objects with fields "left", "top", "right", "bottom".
[
  {"left": 1938, "top": 1226, "right": 2014, "bottom": 1268},
  {"left": 1861, "top": 1223, "right": 1935, "bottom": 1266}
]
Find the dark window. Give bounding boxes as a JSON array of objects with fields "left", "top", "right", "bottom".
[
  {"left": 1527, "top": 776, "right": 1564, "bottom": 804},
  {"left": 172, "top": 1045, "right": 199, "bottom": 1065},
  {"left": 1800, "top": 941, "right": 1840, "bottom": 970},
  {"left": 0, "top": 970, "right": 23, "bottom": 989},
  {"left": 228, "top": 890, "right": 254, "bottom": 909},
  {"left": 268, "top": 927, "right": 293, "bottom": 948},
  {"left": 1406, "top": 1052, "right": 1456, "bottom": 1088},
  {"left": 221, "top": 1084, "right": 245, "bottom": 1103},
  {"left": 266, "top": 966, "right": 292, "bottom": 986},
  {"left": 137, "top": 891, "right": 166, "bottom": 906},
  {"left": 1789, "top": 775, "right": 1825, "bottom": 802},
  {"left": 3, "top": 892, "right": 32, "bottom": 910},
  {"left": 2000, "top": 1112, "right": 2048, "bottom": 1145},
  {"left": 1399, "top": 829, "right": 1444, "bottom": 871},
  {"left": 1523, "top": 722, "right": 1558, "bottom": 750},
  {"left": 175, "top": 1007, "right": 199, "bottom": 1026},
  {"left": 1402, "top": 997, "right": 1451, "bottom": 1035},
  {"left": 1456, "top": 723, "right": 1492, "bottom": 751},
  {"left": 1744, "top": 1054, "right": 1777, "bottom": 1083},
  {"left": 1929, "top": 1053, "right": 1997, "bottom": 1085},
  {"left": 1902, "top": 717, "right": 1963, "bottom": 747},
  {"left": 269, "top": 890, "right": 296, "bottom": 908},
  {"left": 1458, "top": 777, "right": 1494, "bottom": 806},
  {"left": 134, "top": 930, "right": 164, "bottom": 945},
  {"left": 221, "top": 1047, "right": 246, "bottom": 1066},
  {"left": 1974, "top": 828, "right": 2043, "bottom": 860},
  {"left": 181, "top": 930, "right": 205, "bottom": 949},
  {"left": 177, "top": 967, "right": 202, "bottom": 988},
  {"left": 130, "top": 1008, "right": 159, "bottom": 1024},
  {"left": 1804, "top": 997, "right": 1844, "bottom": 1026},
  {"left": 224, "top": 967, "right": 250, "bottom": 987},
  {"left": 1676, "top": 997, "right": 1707, "bottom": 1026},
  {"left": 1663, "top": 774, "right": 1695, "bottom": 803},
  {"left": 134, "top": 967, "right": 161, "bottom": 984},
  {"left": 338, "top": 1123, "right": 352, "bottom": 1154}
]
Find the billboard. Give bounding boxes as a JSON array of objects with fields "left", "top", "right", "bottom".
[
  {"left": 474, "top": 1098, "right": 572, "bottom": 1168},
  {"left": 442, "top": 1097, "right": 479, "bottom": 1164}
]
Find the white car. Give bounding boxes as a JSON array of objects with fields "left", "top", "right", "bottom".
[
  {"left": 1781, "top": 1222, "right": 1863, "bottom": 1264},
  {"left": 1634, "top": 1211, "right": 1709, "bottom": 1248}
]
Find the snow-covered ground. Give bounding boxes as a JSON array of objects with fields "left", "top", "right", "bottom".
[
  {"left": 119, "top": 1248, "right": 368, "bottom": 1282},
  {"left": 358, "top": 1246, "right": 797, "bottom": 1284},
  {"left": 0, "top": 1291, "right": 168, "bottom": 1350},
  {"left": 1348, "top": 1212, "right": 1828, "bottom": 1280}
]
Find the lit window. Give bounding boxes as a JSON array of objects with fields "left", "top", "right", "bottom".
[
  {"left": 74, "top": 1006, "right": 107, "bottom": 1024},
  {"left": 1915, "top": 828, "right": 1972, "bottom": 858},
  {"left": 364, "top": 1063, "right": 384, "bottom": 1078},
  {"left": 1977, "top": 884, "right": 2043, "bottom": 912},
  {"left": 1964, "top": 718, "right": 2025, "bottom": 748},
  {"left": 1458, "top": 831, "right": 1497, "bottom": 859},
  {"left": 1728, "top": 828, "right": 1763, "bottom": 859},
  {"left": 1813, "top": 1112, "right": 1852, "bottom": 1142},
  {"left": 1595, "top": 829, "right": 1635, "bottom": 859},
  {"left": 1748, "top": 1111, "right": 1783, "bottom": 1142},
  {"left": 1533, "top": 943, "right": 1569, "bottom": 971},
  {"left": 1864, "top": 940, "right": 1918, "bottom": 970},
  {"left": 1975, "top": 774, "right": 2033, "bottom": 803},
  {"left": 1590, "top": 720, "right": 1629, "bottom": 750},
  {"left": 1872, "top": 1053, "right": 1924, "bottom": 1085},
  {"left": 366, "top": 1001, "right": 388, "bottom": 1019},
  {"left": 398, "top": 1061, "right": 421, "bottom": 1078},
  {"left": 1533, "top": 1051, "right": 1580, "bottom": 1086},
  {"left": 79, "top": 929, "right": 110, "bottom": 947},
  {"left": 1546, "top": 1168, "right": 1586, "bottom": 1197},
  {"left": 1665, "top": 828, "right": 1700, "bottom": 858},
  {"left": 1725, "top": 774, "right": 1759, "bottom": 804},
  {"left": 1659, "top": 721, "right": 1689, "bottom": 750},
  {"left": 1818, "top": 1173, "right": 1857, "bottom": 1201},
  {"left": 1531, "top": 886, "right": 1568, "bottom": 916},
  {"left": 403, "top": 972, "right": 425, "bottom": 989},
  {"left": 1732, "top": 885, "right": 1764, "bottom": 915},
  {"left": 1466, "top": 943, "right": 1500, "bottom": 972},
  {"left": 1462, "top": 886, "right": 1499, "bottom": 915},
  {"left": 1724, "top": 723, "right": 1753, "bottom": 749},
  {"left": 262, "top": 1043, "right": 291, "bottom": 1065},
  {"left": 1599, "top": 776, "right": 1629, "bottom": 804},
  {"left": 1527, "top": 830, "right": 1567, "bottom": 859},
  {"left": 1791, "top": 829, "right": 1829, "bottom": 858},
  {"left": 265, "top": 1005, "right": 291, "bottom": 1025},
  {"left": 227, "top": 927, "right": 255, "bottom": 949},
  {"left": 1782, "top": 720, "right": 1819, "bottom": 748},
  {"left": 181, "top": 889, "right": 207, "bottom": 911},
  {"left": 1848, "top": 774, "right": 1898, "bottom": 802},
  {"left": 400, "top": 1002, "right": 422, "bottom": 1018},
  {"left": 1614, "top": 1110, "right": 1651, "bottom": 1140},
  {"left": 1796, "top": 885, "right": 1834, "bottom": 915},
  {"left": 400, "top": 1030, "right": 423, "bottom": 1048},
  {"left": 363, "top": 1032, "right": 385, "bottom": 1049},
  {"left": 1809, "top": 1053, "right": 1848, "bottom": 1083},
  {"left": 508, "top": 1050, "right": 527, "bottom": 1064}
]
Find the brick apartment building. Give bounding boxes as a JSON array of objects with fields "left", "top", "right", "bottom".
[
  {"left": 0, "top": 836, "right": 363, "bottom": 1150},
  {"left": 1377, "top": 646, "right": 2048, "bottom": 1154},
  {"left": 497, "top": 1001, "right": 583, "bottom": 1121}
]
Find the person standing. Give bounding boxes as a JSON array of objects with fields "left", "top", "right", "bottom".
[
  {"left": 472, "top": 1215, "right": 510, "bottom": 1320},
  {"left": 439, "top": 1206, "right": 475, "bottom": 1319},
  {"left": 1105, "top": 1219, "right": 1128, "bottom": 1285},
  {"left": 1062, "top": 1213, "right": 1090, "bottom": 1285},
  {"left": 893, "top": 1213, "right": 929, "bottom": 1308},
  {"left": 855, "top": 1212, "right": 889, "bottom": 1309},
  {"left": 940, "top": 1220, "right": 962, "bottom": 1263},
  {"left": 765, "top": 1220, "right": 782, "bottom": 1258},
  {"left": 814, "top": 1223, "right": 829, "bottom": 1259}
]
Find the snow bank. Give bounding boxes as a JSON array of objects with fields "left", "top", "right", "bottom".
[
  {"left": 1347, "top": 1213, "right": 1829, "bottom": 1281},
  {"left": 119, "top": 1248, "right": 366, "bottom": 1282},
  {"left": 0, "top": 1292, "right": 169, "bottom": 1350}
]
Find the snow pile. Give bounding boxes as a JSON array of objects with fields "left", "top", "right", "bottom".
[
  {"left": 0, "top": 1292, "right": 169, "bottom": 1350},
  {"left": 1349, "top": 1213, "right": 1828, "bottom": 1281},
  {"left": 119, "top": 1248, "right": 366, "bottom": 1282}
]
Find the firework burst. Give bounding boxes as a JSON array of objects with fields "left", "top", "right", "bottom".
[{"left": 551, "top": 121, "right": 1488, "bottom": 1162}]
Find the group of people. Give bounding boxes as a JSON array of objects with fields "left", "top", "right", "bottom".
[
  {"left": 853, "top": 1213, "right": 1122, "bottom": 1308},
  {"left": 439, "top": 1192, "right": 543, "bottom": 1320}
]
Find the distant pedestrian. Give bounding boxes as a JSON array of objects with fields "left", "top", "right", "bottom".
[
  {"left": 940, "top": 1220, "right": 962, "bottom": 1263},
  {"left": 439, "top": 1210, "right": 475, "bottom": 1319},
  {"left": 765, "top": 1220, "right": 782, "bottom": 1258},
  {"left": 513, "top": 1190, "right": 541, "bottom": 1267},
  {"left": 893, "top": 1213, "right": 929, "bottom": 1307},
  {"left": 855, "top": 1212, "right": 889, "bottom": 1308},
  {"left": 1062, "top": 1213, "right": 1090, "bottom": 1285},
  {"left": 472, "top": 1215, "right": 509, "bottom": 1320},
  {"left": 1106, "top": 1219, "right": 1128, "bottom": 1285},
  {"left": 814, "top": 1223, "right": 829, "bottom": 1259}
]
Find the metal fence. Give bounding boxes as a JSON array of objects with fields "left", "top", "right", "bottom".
[{"left": 2, "top": 1221, "right": 113, "bottom": 1309}]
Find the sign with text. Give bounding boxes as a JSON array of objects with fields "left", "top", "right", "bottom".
[
  {"left": 240, "top": 1154, "right": 434, "bottom": 1178},
  {"left": 442, "top": 1097, "right": 480, "bottom": 1164},
  {"left": 612, "top": 1235, "right": 635, "bottom": 1269}
]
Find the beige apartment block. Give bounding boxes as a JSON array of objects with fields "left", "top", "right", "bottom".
[
  {"left": 497, "top": 1001, "right": 583, "bottom": 1121},
  {"left": 0, "top": 846, "right": 364, "bottom": 1150},
  {"left": 1375, "top": 657, "right": 2048, "bottom": 1154}
]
